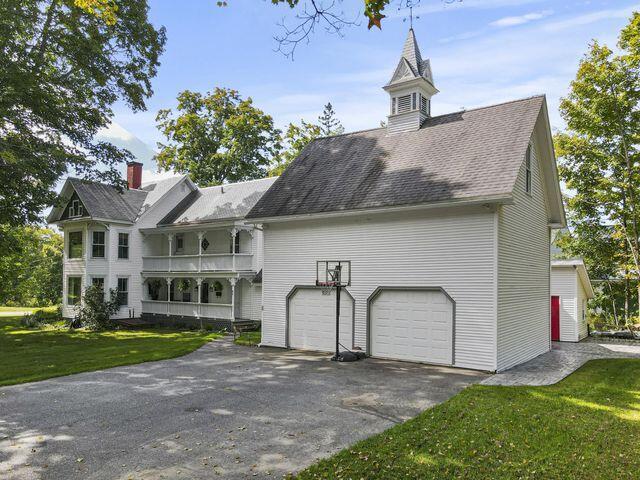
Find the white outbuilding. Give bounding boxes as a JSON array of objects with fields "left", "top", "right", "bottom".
[{"left": 550, "top": 259, "right": 594, "bottom": 342}]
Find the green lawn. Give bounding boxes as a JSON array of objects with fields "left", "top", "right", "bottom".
[
  {"left": 0, "top": 314, "right": 222, "bottom": 386},
  {"left": 296, "top": 359, "right": 640, "bottom": 480},
  {"left": 234, "top": 330, "right": 261, "bottom": 346},
  {"left": 0, "top": 305, "right": 57, "bottom": 316}
]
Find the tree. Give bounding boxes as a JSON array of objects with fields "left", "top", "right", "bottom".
[
  {"left": 0, "top": 226, "right": 63, "bottom": 307},
  {"left": 0, "top": 0, "right": 166, "bottom": 226},
  {"left": 554, "top": 12, "right": 640, "bottom": 321},
  {"left": 318, "top": 102, "right": 344, "bottom": 136},
  {"left": 156, "top": 88, "right": 282, "bottom": 186},
  {"left": 269, "top": 120, "right": 322, "bottom": 176}
]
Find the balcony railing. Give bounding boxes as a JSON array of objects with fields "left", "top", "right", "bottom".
[
  {"left": 142, "top": 253, "right": 254, "bottom": 273},
  {"left": 142, "top": 300, "right": 233, "bottom": 319}
]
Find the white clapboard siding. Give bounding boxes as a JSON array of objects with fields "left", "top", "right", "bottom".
[
  {"left": 551, "top": 266, "right": 578, "bottom": 342},
  {"left": 497, "top": 140, "right": 551, "bottom": 371},
  {"left": 262, "top": 206, "right": 497, "bottom": 371}
]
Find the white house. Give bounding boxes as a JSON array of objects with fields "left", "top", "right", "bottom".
[
  {"left": 551, "top": 259, "right": 594, "bottom": 342},
  {"left": 47, "top": 162, "right": 275, "bottom": 329},
  {"left": 245, "top": 29, "right": 566, "bottom": 372}
]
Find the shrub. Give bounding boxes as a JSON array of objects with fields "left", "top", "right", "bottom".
[
  {"left": 20, "top": 309, "right": 62, "bottom": 328},
  {"left": 72, "top": 285, "right": 121, "bottom": 330}
]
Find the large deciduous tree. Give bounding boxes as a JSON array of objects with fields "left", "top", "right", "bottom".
[
  {"left": 155, "top": 88, "right": 282, "bottom": 186},
  {"left": 0, "top": 0, "right": 166, "bottom": 226},
  {"left": 0, "top": 226, "right": 63, "bottom": 307},
  {"left": 269, "top": 120, "right": 322, "bottom": 176},
  {"left": 555, "top": 13, "right": 640, "bottom": 321}
]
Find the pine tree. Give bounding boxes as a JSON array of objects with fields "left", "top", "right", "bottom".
[{"left": 318, "top": 102, "right": 344, "bottom": 136}]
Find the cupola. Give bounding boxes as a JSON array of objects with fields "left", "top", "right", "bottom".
[{"left": 384, "top": 28, "right": 438, "bottom": 134}]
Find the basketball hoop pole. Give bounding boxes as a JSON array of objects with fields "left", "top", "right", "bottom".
[{"left": 331, "top": 265, "right": 342, "bottom": 361}]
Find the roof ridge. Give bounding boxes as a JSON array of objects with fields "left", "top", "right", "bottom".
[
  {"left": 197, "top": 176, "right": 279, "bottom": 191},
  {"left": 438, "top": 95, "right": 545, "bottom": 118}
]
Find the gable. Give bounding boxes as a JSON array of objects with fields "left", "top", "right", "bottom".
[{"left": 59, "top": 192, "right": 89, "bottom": 221}]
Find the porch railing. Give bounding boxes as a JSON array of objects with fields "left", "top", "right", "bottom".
[
  {"left": 142, "top": 253, "right": 254, "bottom": 273},
  {"left": 141, "top": 300, "right": 233, "bottom": 319}
]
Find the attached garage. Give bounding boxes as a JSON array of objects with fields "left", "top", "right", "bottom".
[
  {"left": 287, "top": 287, "right": 354, "bottom": 352},
  {"left": 369, "top": 288, "right": 454, "bottom": 365}
]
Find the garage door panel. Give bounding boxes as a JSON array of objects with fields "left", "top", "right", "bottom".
[
  {"left": 289, "top": 288, "right": 353, "bottom": 352},
  {"left": 371, "top": 289, "right": 453, "bottom": 365}
]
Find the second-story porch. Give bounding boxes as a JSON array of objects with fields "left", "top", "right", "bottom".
[{"left": 141, "top": 224, "right": 257, "bottom": 274}]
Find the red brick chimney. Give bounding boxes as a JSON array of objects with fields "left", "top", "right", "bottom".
[{"left": 127, "top": 161, "right": 143, "bottom": 189}]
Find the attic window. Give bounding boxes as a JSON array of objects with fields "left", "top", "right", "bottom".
[
  {"left": 69, "top": 199, "right": 83, "bottom": 218},
  {"left": 525, "top": 145, "right": 532, "bottom": 194}
]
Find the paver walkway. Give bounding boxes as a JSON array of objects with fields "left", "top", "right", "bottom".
[{"left": 483, "top": 338, "right": 640, "bottom": 386}]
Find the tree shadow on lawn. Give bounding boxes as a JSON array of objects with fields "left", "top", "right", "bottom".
[
  {"left": 0, "top": 322, "right": 222, "bottom": 387},
  {"left": 296, "top": 358, "right": 640, "bottom": 480}
]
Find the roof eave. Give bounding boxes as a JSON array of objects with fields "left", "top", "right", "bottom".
[{"left": 246, "top": 193, "right": 513, "bottom": 224}]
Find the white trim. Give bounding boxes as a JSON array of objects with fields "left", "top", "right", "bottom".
[{"left": 247, "top": 194, "right": 514, "bottom": 224}]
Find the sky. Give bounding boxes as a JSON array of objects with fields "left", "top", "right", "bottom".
[{"left": 96, "top": 0, "right": 640, "bottom": 184}]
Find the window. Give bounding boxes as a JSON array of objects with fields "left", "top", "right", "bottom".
[
  {"left": 231, "top": 232, "right": 240, "bottom": 253},
  {"left": 92, "top": 231, "right": 105, "bottom": 258},
  {"left": 68, "top": 199, "right": 83, "bottom": 218},
  {"left": 67, "top": 276, "right": 82, "bottom": 305},
  {"left": 92, "top": 277, "right": 105, "bottom": 290},
  {"left": 175, "top": 234, "right": 184, "bottom": 253},
  {"left": 118, "top": 232, "right": 129, "bottom": 259},
  {"left": 117, "top": 277, "right": 128, "bottom": 305},
  {"left": 68, "top": 231, "right": 83, "bottom": 259},
  {"left": 525, "top": 145, "right": 532, "bottom": 194}
]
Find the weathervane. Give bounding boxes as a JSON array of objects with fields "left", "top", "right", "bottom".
[{"left": 401, "top": 0, "right": 420, "bottom": 28}]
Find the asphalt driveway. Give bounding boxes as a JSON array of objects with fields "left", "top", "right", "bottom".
[{"left": 0, "top": 337, "right": 486, "bottom": 479}]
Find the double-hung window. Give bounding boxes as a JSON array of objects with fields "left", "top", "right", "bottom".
[
  {"left": 68, "top": 231, "right": 83, "bottom": 259},
  {"left": 67, "top": 277, "right": 82, "bottom": 305},
  {"left": 92, "top": 231, "right": 105, "bottom": 258},
  {"left": 69, "top": 199, "right": 83, "bottom": 218},
  {"left": 118, "top": 232, "right": 129, "bottom": 259},
  {"left": 92, "top": 277, "right": 105, "bottom": 290},
  {"left": 117, "top": 278, "right": 128, "bottom": 306},
  {"left": 175, "top": 234, "right": 184, "bottom": 254}
]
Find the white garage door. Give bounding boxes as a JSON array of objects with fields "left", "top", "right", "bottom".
[
  {"left": 370, "top": 289, "right": 453, "bottom": 365},
  {"left": 289, "top": 288, "right": 353, "bottom": 352}
]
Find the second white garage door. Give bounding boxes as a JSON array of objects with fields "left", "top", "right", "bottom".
[
  {"left": 370, "top": 288, "right": 453, "bottom": 365},
  {"left": 288, "top": 288, "right": 354, "bottom": 352}
]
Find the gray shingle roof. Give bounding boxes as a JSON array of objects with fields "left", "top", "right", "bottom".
[
  {"left": 69, "top": 178, "right": 147, "bottom": 223},
  {"left": 246, "top": 96, "right": 545, "bottom": 220},
  {"left": 160, "top": 177, "right": 279, "bottom": 225}
]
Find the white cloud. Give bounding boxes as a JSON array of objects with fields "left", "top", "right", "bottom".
[
  {"left": 490, "top": 10, "right": 553, "bottom": 27},
  {"left": 388, "top": 0, "right": 545, "bottom": 18},
  {"left": 98, "top": 121, "right": 136, "bottom": 142},
  {"left": 140, "top": 168, "right": 180, "bottom": 186},
  {"left": 542, "top": 4, "right": 640, "bottom": 32}
]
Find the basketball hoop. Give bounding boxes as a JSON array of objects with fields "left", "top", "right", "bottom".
[{"left": 318, "top": 281, "right": 336, "bottom": 295}]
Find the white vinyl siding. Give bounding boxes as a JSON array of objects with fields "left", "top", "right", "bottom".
[
  {"left": 497, "top": 141, "right": 551, "bottom": 371},
  {"left": 551, "top": 266, "right": 578, "bottom": 341},
  {"left": 261, "top": 206, "right": 497, "bottom": 371},
  {"left": 387, "top": 110, "right": 422, "bottom": 134}
]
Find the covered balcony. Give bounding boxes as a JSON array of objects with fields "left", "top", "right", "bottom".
[{"left": 142, "top": 226, "right": 255, "bottom": 273}]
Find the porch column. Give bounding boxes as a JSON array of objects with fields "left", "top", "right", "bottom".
[
  {"left": 230, "top": 228, "right": 238, "bottom": 271},
  {"left": 165, "top": 277, "right": 173, "bottom": 316},
  {"left": 229, "top": 277, "right": 237, "bottom": 321},
  {"left": 197, "top": 231, "right": 205, "bottom": 272},
  {"left": 196, "top": 277, "right": 203, "bottom": 318},
  {"left": 167, "top": 234, "right": 174, "bottom": 273}
]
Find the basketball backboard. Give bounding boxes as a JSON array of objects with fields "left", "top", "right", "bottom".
[{"left": 316, "top": 260, "right": 351, "bottom": 287}]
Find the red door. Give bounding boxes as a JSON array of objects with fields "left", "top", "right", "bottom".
[{"left": 551, "top": 296, "right": 560, "bottom": 341}]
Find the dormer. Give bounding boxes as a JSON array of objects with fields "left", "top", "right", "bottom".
[{"left": 384, "top": 28, "right": 438, "bottom": 134}]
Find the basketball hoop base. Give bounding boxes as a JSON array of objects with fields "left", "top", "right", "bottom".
[{"left": 331, "top": 350, "right": 366, "bottom": 362}]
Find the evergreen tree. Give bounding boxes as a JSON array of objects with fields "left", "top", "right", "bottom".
[{"left": 318, "top": 103, "right": 344, "bottom": 136}]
